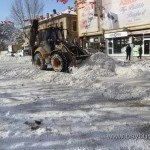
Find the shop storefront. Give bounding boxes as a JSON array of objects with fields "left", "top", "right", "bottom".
[
  {"left": 77, "top": 0, "right": 104, "bottom": 52},
  {"left": 77, "top": 0, "right": 150, "bottom": 57},
  {"left": 105, "top": 30, "right": 150, "bottom": 57},
  {"left": 83, "top": 36, "right": 105, "bottom": 52},
  {"left": 143, "top": 38, "right": 150, "bottom": 55},
  {"left": 101, "top": 0, "right": 150, "bottom": 57},
  {"left": 104, "top": 31, "right": 129, "bottom": 56},
  {"left": 131, "top": 30, "right": 150, "bottom": 56}
]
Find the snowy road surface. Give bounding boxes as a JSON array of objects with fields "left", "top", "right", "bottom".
[{"left": 0, "top": 54, "right": 150, "bottom": 150}]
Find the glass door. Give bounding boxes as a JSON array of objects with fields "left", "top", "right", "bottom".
[
  {"left": 107, "top": 39, "right": 113, "bottom": 54},
  {"left": 144, "top": 39, "right": 150, "bottom": 55}
]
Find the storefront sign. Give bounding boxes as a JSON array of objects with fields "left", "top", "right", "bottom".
[
  {"left": 105, "top": 32, "right": 128, "bottom": 38},
  {"left": 94, "top": 38, "right": 99, "bottom": 42},
  {"left": 89, "top": 38, "right": 94, "bottom": 42}
]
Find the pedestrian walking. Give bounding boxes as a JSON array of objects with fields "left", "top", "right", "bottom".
[
  {"left": 138, "top": 45, "right": 142, "bottom": 60},
  {"left": 126, "top": 44, "right": 131, "bottom": 61}
]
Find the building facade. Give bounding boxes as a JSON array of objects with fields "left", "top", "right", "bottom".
[
  {"left": 23, "top": 9, "right": 78, "bottom": 46},
  {"left": 38, "top": 13, "right": 78, "bottom": 43},
  {"left": 103, "top": 0, "right": 150, "bottom": 57},
  {"left": 76, "top": 0, "right": 105, "bottom": 52},
  {"left": 76, "top": 0, "right": 150, "bottom": 57}
]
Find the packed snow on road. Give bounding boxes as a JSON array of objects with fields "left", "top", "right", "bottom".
[{"left": 0, "top": 52, "right": 150, "bottom": 150}]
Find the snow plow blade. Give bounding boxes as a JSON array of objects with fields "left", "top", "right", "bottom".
[{"left": 76, "top": 55, "right": 90, "bottom": 60}]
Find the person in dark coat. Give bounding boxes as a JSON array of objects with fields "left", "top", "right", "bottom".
[
  {"left": 138, "top": 45, "right": 142, "bottom": 60},
  {"left": 126, "top": 44, "right": 131, "bottom": 61}
]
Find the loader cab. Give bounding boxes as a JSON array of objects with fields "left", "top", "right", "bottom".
[
  {"left": 38, "top": 27, "right": 65, "bottom": 52},
  {"left": 38, "top": 27, "right": 64, "bottom": 43}
]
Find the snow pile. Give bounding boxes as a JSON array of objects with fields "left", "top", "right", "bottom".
[
  {"left": 83, "top": 52, "right": 115, "bottom": 71},
  {"left": 131, "top": 60, "right": 150, "bottom": 71},
  {"left": 0, "top": 56, "right": 37, "bottom": 81},
  {"left": 0, "top": 54, "right": 149, "bottom": 100},
  {"left": 72, "top": 52, "right": 115, "bottom": 76},
  {"left": 115, "top": 59, "right": 150, "bottom": 78},
  {"left": 0, "top": 55, "right": 30, "bottom": 62},
  {"left": 32, "top": 53, "right": 148, "bottom": 100},
  {"left": 35, "top": 72, "right": 148, "bottom": 101},
  {"left": 31, "top": 53, "right": 149, "bottom": 100},
  {"left": 34, "top": 52, "right": 116, "bottom": 88},
  {"left": 116, "top": 66, "right": 144, "bottom": 78},
  {"left": 102, "top": 83, "right": 147, "bottom": 100}
]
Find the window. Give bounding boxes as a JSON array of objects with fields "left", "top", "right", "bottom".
[
  {"left": 72, "top": 21, "right": 77, "bottom": 31},
  {"left": 144, "top": 40, "right": 150, "bottom": 54},
  {"left": 108, "top": 39, "right": 113, "bottom": 54},
  {"left": 114, "top": 37, "right": 128, "bottom": 54},
  {"left": 108, "top": 41, "right": 113, "bottom": 47}
]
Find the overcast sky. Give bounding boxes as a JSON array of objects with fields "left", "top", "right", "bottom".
[{"left": 0, "top": 0, "right": 74, "bottom": 21}]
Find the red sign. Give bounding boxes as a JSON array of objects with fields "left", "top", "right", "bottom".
[{"left": 57, "top": 0, "right": 68, "bottom": 4}]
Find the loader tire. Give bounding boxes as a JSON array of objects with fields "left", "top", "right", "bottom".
[
  {"left": 34, "top": 53, "right": 47, "bottom": 70},
  {"left": 51, "top": 51, "right": 69, "bottom": 72}
]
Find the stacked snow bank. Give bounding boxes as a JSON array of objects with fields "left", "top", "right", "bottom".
[
  {"left": 116, "top": 59, "right": 150, "bottom": 78},
  {"left": 34, "top": 53, "right": 148, "bottom": 100},
  {"left": 102, "top": 83, "right": 147, "bottom": 100},
  {"left": 0, "top": 56, "right": 37, "bottom": 81},
  {"left": 0, "top": 53, "right": 116, "bottom": 88},
  {"left": 116, "top": 66, "right": 144, "bottom": 78},
  {"left": 35, "top": 52, "right": 116, "bottom": 87},
  {"left": 72, "top": 52, "right": 115, "bottom": 75},
  {"left": 34, "top": 53, "right": 149, "bottom": 100},
  {"left": 0, "top": 54, "right": 149, "bottom": 100},
  {"left": 85, "top": 52, "right": 115, "bottom": 72},
  {"left": 131, "top": 60, "right": 150, "bottom": 71},
  {"left": 0, "top": 55, "right": 30, "bottom": 62}
]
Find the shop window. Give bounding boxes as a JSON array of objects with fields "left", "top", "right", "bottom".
[
  {"left": 144, "top": 40, "right": 150, "bottom": 54},
  {"left": 114, "top": 37, "right": 128, "bottom": 54},
  {"left": 89, "top": 43, "right": 99, "bottom": 50},
  {"left": 125, "top": 39, "right": 128, "bottom": 43},
  {"left": 117, "top": 40, "right": 120, "bottom": 44},
  {"left": 121, "top": 40, "right": 124, "bottom": 44},
  {"left": 108, "top": 41, "right": 113, "bottom": 47}
]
